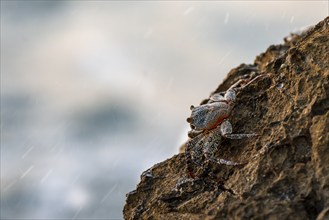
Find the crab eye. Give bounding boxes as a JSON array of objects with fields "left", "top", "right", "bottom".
[{"left": 191, "top": 125, "right": 195, "bottom": 129}]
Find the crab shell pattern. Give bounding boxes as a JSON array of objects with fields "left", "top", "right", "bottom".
[{"left": 187, "top": 101, "right": 231, "bottom": 131}]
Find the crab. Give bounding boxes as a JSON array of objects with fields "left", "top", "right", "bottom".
[{"left": 185, "top": 75, "right": 266, "bottom": 178}]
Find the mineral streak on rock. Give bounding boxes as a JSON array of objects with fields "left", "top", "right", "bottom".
[{"left": 124, "top": 17, "right": 329, "bottom": 220}]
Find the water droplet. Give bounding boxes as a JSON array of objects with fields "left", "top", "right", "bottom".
[
  {"left": 280, "top": 63, "right": 287, "bottom": 69},
  {"left": 277, "top": 83, "right": 284, "bottom": 89}
]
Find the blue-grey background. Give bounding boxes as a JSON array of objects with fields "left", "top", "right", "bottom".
[{"left": 1, "top": 1, "right": 328, "bottom": 219}]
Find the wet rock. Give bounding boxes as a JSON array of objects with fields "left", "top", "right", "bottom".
[{"left": 124, "top": 17, "right": 329, "bottom": 220}]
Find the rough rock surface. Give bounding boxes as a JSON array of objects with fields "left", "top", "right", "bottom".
[{"left": 124, "top": 17, "right": 329, "bottom": 220}]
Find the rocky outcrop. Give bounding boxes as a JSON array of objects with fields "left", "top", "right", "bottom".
[{"left": 124, "top": 17, "right": 329, "bottom": 220}]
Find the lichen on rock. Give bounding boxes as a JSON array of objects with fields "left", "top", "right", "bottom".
[{"left": 124, "top": 17, "right": 329, "bottom": 220}]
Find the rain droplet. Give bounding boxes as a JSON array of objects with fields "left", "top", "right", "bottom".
[
  {"left": 183, "top": 7, "right": 194, "bottom": 15},
  {"left": 20, "top": 165, "right": 34, "bottom": 179},
  {"left": 21, "top": 145, "right": 34, "bottom": 159},
  {"left": 40, "top": 169, "right": 53, "bottom": 184},
  {"left": 224, "top": 12, "right": 230, "bottom": 24}
]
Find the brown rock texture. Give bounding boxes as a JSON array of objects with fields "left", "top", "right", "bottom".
[{"left": 124, "top": 17, "right": 329, "bottom": 220}]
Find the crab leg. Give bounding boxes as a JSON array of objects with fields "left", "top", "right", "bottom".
[
  {"left": 185, "top": 134, "right": 204, "bottom": 178},
  {"left": 220, "top": 119, "right": 258, "bottom": 139},
  {"left": 203, "top": 129, "right": 241, "bottom": 166},
  {"left": 240, "top": 74, "right": 269, "bottom": 89},
  {"left": 224, "top": 74, "right": 269, "bottom": 103}
]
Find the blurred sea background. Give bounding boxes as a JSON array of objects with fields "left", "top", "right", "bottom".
[{"left": 1, "top": 1, "right": 328, "bottom": 219}]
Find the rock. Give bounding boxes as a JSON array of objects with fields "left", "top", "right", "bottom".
[{"left": 124, "top": 17, "right": 329, "bottom": 220}]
